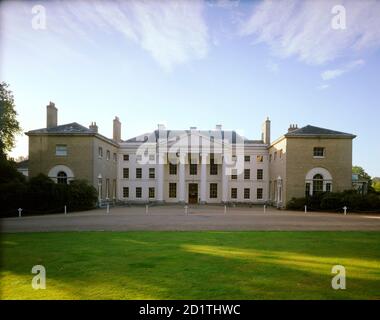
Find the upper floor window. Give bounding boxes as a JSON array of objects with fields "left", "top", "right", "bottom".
[
  {"left": 244, "top": 169, "right": 250, "bottom": 180},
  {"left": 257, "top": 169, "right": 263, "bottom": 180},
  {"left": 136, "top": 168, "right": 142, "bottom": 179},
  {"left": 279, "top": 149, "right": 283, "bottom": 159},
  {"left": 256, "top": 155, "right": 263, "bottom": 163},
  {"left": 231, "top": 169, "right": 237, "bottom": 180},
  {"left": 149, "top": 168, "right": 155, "bottom": 179},
  {"left": 113, "top": 153, "right": 117, "bottom": 162},
  {"left": 313, "top": 147, "right": 325, "bottom": 157},
  {"left": 190, "top": 164, "right": 197, "bottom": 175},
  {"left": 123, "top": 154, "right": 129, "bottom": 161},
  {"left": 123, "top": 168, "right": 129, "bottom": 179},
  {"left": 136, "top": 154, "right": 142, "bottom": 162},
  {"left": 169, "top": 163, "right": 177, "bottom": 175},
  {"left": 210, "top": 158, "right": 218, "bottom": 175},
  {"left": 106, "top": 150, "right": 110, "bottom": 161},
  {"left": 98, "top": 147, "right": 103, "bottom": 158},
  {"left": 244, "top": 155, "right": 250, "bottom": 162},
  {"left": 56, "top": 144, "right": 67, "bottom": 156},
  {"left": 149, "top": 154, "right": 155, "bottom": 161}
]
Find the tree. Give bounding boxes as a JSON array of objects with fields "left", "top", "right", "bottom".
[
  {"left": 0, "top": 82, "right": 21, "bottom": 157},
  {"left": 373, "top": 177, "right": 380, "bottom": 193},
  {"left": 352, "top": 166, "right": 372, "bottom": 182}
]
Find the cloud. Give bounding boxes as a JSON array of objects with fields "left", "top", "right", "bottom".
[
  {"left": 317, "top": 84, "right": 330, "bottom": 90},
  {"left": 321, "top": 59, "right": 365, "bottom": 80},
  {"left": 1, "top": 0, "right": 209, "bottom": 71},
  {"left": 240, "top": 0, "right": 380, "bottom": 65}
]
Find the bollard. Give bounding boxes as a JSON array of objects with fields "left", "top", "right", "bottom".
[
  {"left": 264, "top": 204, "right": 266, "bottom": 213},
  {"left": 343, "top": 206, "right": 347, "bottom": 215},
  {"left": 106, "top": 204, "right": 110, "bottom": 214},
  {"left": 304, "top": 205, "right": 307, "bottom": 213},
  {"left": 224, "top": 205, "right": 227, "bottom": 214},
  {"left": 18, "top": 208, "right": 22, "bottom": 218},
  {"left": 64, "top": 205, "right": 67, "bottom": 215},
  {"left": 145, "top": 204, "right": 149, "bottom": 214},
  {"left": 185, "top": 205, "right": 188, "bottom": 215}
]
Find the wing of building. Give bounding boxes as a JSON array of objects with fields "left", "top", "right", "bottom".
[{"left": 25, "top": 103, "right": 356, "bottom": 208}]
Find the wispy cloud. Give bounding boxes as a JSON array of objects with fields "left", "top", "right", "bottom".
[
  {"left": 240, "top": 0, "right": 380, "bottom": 65},
  {"left": 321, "top": 59, "right": 365, "bottom": 80},
  {"left": 2, "top": 0, "right": 210, "bottom": 71},
  {"left": 317, "top": 84, "right": 330, "bottom": 91}
]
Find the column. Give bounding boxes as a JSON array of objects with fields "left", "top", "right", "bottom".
[
  {"left": 157, "top": 153, "right": 165, "bottom": 202},
  {"left": 200, "top": 153, "right": 207, "bottom": 204},
  {"left": 222, "top": 156, "right": 228, "bottom": 203},
  {"left": 178, "top": 154, "right": 185, "bottom": 203}
]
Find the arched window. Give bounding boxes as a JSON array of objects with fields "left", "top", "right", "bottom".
[
  {"left": 57, "top": 171, "right": 68, "bottom": 184},
  {"left": 313, "top": 174, "right": 323, "bottom": 194}
]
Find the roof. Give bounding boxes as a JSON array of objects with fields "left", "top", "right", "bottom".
[
  {"left": 26, "top": 122, "right": 118, "bottom": 146},
  {"left": 124, "top": 130, "right": 264, "bottom": 145},
  {"left": 26, "top": 122, "right": 94, "bottom": 134},
  {"left": 285, "top": 125, "right": 356, "bottom": 138}
]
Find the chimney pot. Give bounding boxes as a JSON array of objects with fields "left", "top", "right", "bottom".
[{"left": 46, "top": 102, "right": 58, "bottom": 128}]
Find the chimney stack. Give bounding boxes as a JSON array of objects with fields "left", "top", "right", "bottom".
[
  {"left": 215, "top": 124, "right": 222, "bottom": 130},
  {"left": 262, "top": 117, "right": 271, "bottom": 145},
  {"left": 46, "top": 101, "right": 57, "bottom": 128},
  {"left": 113, "top": 116, "right": 121, "bottom": 142},
  {"left": 288, "top": 124, "right": 298, "bottom": 132},
  {"left": 89, "top": 122, "right": 98, "bottom": 133}
]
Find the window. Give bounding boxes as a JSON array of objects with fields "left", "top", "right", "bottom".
[
  {"left": 149, "top": 154, "right": 155, "bottom": 161},
  {"left": 210, "top": 158, "right": 218, "bottom": 175},
  {"left": 106, "top": 179, "right": 110, "bottom": 199},
  {"left": 244, "top": 155, "right": 250, "bottom": 162},
  {"left": 106, "top": 150, "right": 110, "bottom": 161},
  {"left": 231, "top": 169, "right": 237, "bottom": 180},
  {"left": 149, "top": 168, "right": 155, "bottom": 179},
  {"left": 123, "top": 154, "right": 129, "bottom": 161},
  {"left": 305, "top": 183, "right": 310, "bottom": 197},
  {"left": 257, "top": 169, "right": 263, "bottom": 180},
  {"left": 57, "top": 171, "right": 67, "bottom": 184},
  {"left": 113, "top": 153, "right": 117, "bottom": 162},
  {"left": 210, "top": 183, "right": 218, "bottom": 198},
  {"left": 136, "top": 168, "right": 142, "bottom": 179},
  {"left": 169, "top": 183, "right": 177, "bottom": 198},
  {"left": 256, "top": 155, "right": 263, "bottom": 163},
  {"left": 244, "top": 169, "right": 250, "bottom": 180},
  {"left": 123, "top": 168, "right": 129, "bottom": 179},
  {"left": 56, "top": 145, "right": 67, "bottom": 156},
  {"left": 136, "top": 187, "right": 142, "bottom": 198},
  {"left": 190, "top": 164, "right": 197, "bottom": 175},
  {"left": 149, "top": 187, "right": 155, "bottom": 198},
  {"left": 257, "top": 188, "right": 263, "bottom": 200},
  {"left": 313, "top": 174, "right": 324, "bottom": 194},
  {"left": 123, "top": 187, "right": 129, "bottom": 198},
  {"left": 244, "top": 188, "right": 250, "bottom": 199},
  {"left": 269, "top": 154, "right": 272, "bottom": 162},
  {"left": 169, "top": 163, "right": 177, "bottom": 175},
  {"left": 313, "top": 147, "right": 325, "bottom": 157},
  {"left": 326, "top": 183, "right": 332, "bottom": 192},
  {"left": 274, "top": 152, "right": 277, "bottom": 160},
  {"left": 98, "top": 147, "right": 103, "bottom": 158},
  {"left": 231, "top": 188, "right": 237, "bottom": 199},
  {"left": 279, "top": 149, "right": 283, "bottom": 159}
]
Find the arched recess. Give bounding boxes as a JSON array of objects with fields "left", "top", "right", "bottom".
[
  {"left": 305, "top": 167, "right": 333, "bottom": 196},
  {"left": 48, "top": 165, "right": 75, "bottom": 183}
]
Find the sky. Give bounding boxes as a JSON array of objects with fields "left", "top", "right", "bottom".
[{"left": 1, "top": 0, "right": 380, "bottom": 177}]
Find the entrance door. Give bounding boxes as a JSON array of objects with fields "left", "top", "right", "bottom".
[{"left": 188, "top": 183, "right": 198, "bottom": 204}]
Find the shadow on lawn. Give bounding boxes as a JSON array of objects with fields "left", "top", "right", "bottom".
[{"left": 1, "top": 231, "right": 380, "bottom": 299}]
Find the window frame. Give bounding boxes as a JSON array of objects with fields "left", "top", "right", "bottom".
[
  {"left": 169, "top": 183, "right": 177, "bottom": 198},
  {"left": 244, "top": 188, "right": 250, "bottom": 199},
  {"left": 209, "top": 183, "right": 218, "bottom": 199},
  {"left": 56, "top": 144, "right": 68, "bottom": 157},
  {"left": 136, "top": 168, "right": 142, "bottom": 179}
]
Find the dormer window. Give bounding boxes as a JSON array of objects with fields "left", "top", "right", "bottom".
[{"left": 313, "top": 147, "right": 325, "bottom": 158}]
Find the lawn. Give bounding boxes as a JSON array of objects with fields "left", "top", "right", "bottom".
[{"left": 1, "top": 231, "right": 380, "bottom": 300}]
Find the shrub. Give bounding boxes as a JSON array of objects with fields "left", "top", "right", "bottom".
[
  {"left": 67, "top": 180, "right": 97, "bottom": 211},
  {"left": 320, "top": 193, "right": 344, "bottom": 210},
  {"left": 287, "top": 197, "right": 307, "bottom": 210}
]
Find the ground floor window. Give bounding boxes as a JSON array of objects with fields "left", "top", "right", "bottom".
[
  {"left": 257, "top": 188, "right": 263, "bottom": 200},
  {"left": 244, "top": 188, "right": 250, "bottom": 199},
  {"left": 123, "top": 187, "right": 129, "bottom": 198},
  {"left": 149, "top": 187, "right": 155, "bottom": 198},
  {"left": 136, "top": 187, "right": 142, "bottom": 198},
  {"left": 169, "top": 183, "right": 177, "bottom": 198},
  {"left": 57, "top": 171, "right": 67, "bottom": 184},
  {"left": 210, "top": 183, "right": 218, "bottom": 198},
  {"left": 231, "top": 188, "right": 237, "bottom": 199},
  {"left": 313, "top": 174, "right": 324, "bottom": 194}
]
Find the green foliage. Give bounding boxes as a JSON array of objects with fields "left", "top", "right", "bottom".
[
  {"left": 0, "top": 82, "right": 21, "bottom": 156},
  {"left": 372, "top": 178, "right": 380, "bottom": 193},
  {"left": 352, "top": 165, "right": 372, "bottom": 183},
  {"left": 287, "top": 190, "right": 380, "bottom": 212}
]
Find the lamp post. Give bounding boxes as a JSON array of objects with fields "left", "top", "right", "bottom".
[{"left": 98, "top": 174, "right": 102, "bottom": 207}]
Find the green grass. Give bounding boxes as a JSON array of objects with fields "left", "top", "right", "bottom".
[{"left": 1, "top": 231, "right": 380, "bottom": 300}]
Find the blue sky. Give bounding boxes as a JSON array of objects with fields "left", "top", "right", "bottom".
[{"left": 1, "top": 0, "right": 380, "bottom": 176}]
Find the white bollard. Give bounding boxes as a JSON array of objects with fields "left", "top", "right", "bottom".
[
  {"left": 264, "top": 204, "right": 266, "bottom": 213},
  {"left": 224, "top": 205, "right": 227, "bottom": 214},
  {"left": 145, "top": 204, "right": 149, "bottom": 214},
  {"left": 64, "top": 205, "right": 67, "bottom": 215},
  {"left": 304, "top": 205, "right": 307, "bottom": 213},
  {"left": 18, "top": 208, "right": 22, "bottom": 218},
  {"left": 185, "top": 205, "right": 188, "bottom": 215},
  {"left": 343, "top": 206, "right": 347, "bottom": 215},
  {"left": 106, "top": 204, "right": 110, "bottom": 214}
]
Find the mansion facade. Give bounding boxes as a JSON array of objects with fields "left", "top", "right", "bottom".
[{"left": 26, "top": 103, "right": 356, "bottom": 208}]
